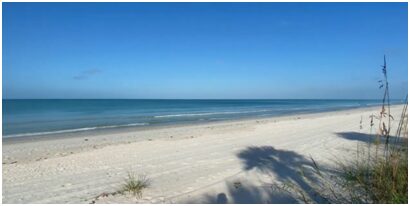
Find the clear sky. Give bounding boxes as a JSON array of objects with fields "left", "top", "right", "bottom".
[{"left": 3, "top": 2, "right": 408, "bottom": 99}]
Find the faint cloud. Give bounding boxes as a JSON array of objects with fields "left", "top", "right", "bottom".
[
  {"left": 73, "top": 69, "right": 102, "bottom": 80},
  {"left": 215, "top": 60, "right": 226, "bottom": 65},
  {"left": 279, "top": 20, "right": 290, "bottom": 26}
]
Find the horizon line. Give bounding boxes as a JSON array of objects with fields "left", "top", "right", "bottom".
[{"left": 2, "top": 98, "right": 404, "bottom": 101}]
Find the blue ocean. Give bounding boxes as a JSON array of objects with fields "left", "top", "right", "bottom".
[{"left": 2, "top": 99, "right": 402, "bottom": 138}]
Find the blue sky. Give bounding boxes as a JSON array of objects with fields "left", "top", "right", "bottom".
[{"left": 3, "top": 3, "right": 408, "bottom": 99}]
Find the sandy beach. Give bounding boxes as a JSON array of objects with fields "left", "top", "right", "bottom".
[{"left": 2, "top": 105, "right": 406, "bottom": 203}]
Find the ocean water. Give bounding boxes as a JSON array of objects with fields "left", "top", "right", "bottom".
[{"left": 2, "top": 99, "right": 403, "bottom": 138}]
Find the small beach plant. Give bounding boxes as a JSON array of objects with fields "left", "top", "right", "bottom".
[{"left": 120, "top": 172, "right": 150, "bottom": 199}]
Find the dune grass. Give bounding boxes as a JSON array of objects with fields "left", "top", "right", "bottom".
[
  {"left": 341, "top": 56, "right": 408, "bottom": 204},
  {"left": 340, "top": 148, "right": 408, "bottom": 203},
  {"left": 327, "top": 56, "right": 407, "bottom": 204},
  {"left": 326, "top": 56, "right": 408, "bottom": 203}
]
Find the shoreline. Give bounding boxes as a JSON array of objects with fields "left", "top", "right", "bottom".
[
  {"left": 3, "top": 104, "right": 391, "bottom": 144},
  {"left": 3, "top": 104, "right": 406, "bottom": 203},
  {"left": 3, "top": 104, "right": 402, "bottom": 165},
  {"left": 3, "top": 105, "right": 396, "bottom": 165},
  {"left": 5, "top": 99, "right": 404, "bottom": 141}
]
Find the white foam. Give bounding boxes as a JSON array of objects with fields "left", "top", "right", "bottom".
[
  {"left": 3, "top": 123, "right": 148, "bottom": 138},
  {"left": 154, "top": 110, "right": 271, "bottom": 118}
]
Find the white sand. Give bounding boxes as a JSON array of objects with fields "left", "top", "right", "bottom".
[{"left": 2, "top": 105, "right": 405, "bottom": 203}]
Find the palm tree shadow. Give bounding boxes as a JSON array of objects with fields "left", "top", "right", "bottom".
[
  {"left": 188, "top": 146, "right": 334, "bottom": 203},
  {"left": 236, "top": 146, "right": 326, "bottom": 203},
  {"left": 237, "top": 146, "right": 308, "bottom": 174}
]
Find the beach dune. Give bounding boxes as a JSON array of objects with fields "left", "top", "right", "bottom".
[{"left": 2, "top": 105, "right": 405, "bottom": 203}]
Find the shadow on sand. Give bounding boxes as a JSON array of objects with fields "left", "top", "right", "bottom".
[
  {"left": 193, "top": 179, "right": 297, "bottom": 204},
  {"left": 186, "top": 132, "right": 407, "bottom": 203},
  {"left": 188, "top": 146, "right": 334, "bottom": 204},
  {"left": 336, "top": 132, "right": 405, "bottom": 145}
]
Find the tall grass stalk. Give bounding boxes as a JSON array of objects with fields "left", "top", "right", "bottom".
[{"left": 341, "top": 56, "right": 407, "bottom": 203}]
